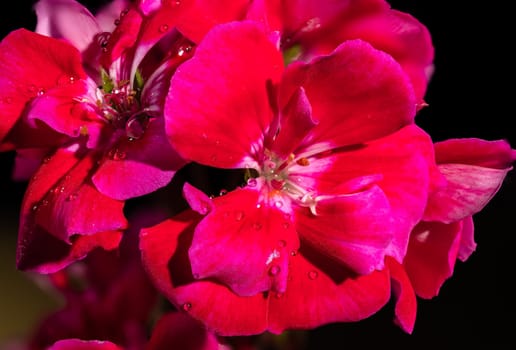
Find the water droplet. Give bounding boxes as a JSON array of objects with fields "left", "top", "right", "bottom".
[
  {"left": 159, "top": 24, "right": 169, "bottom": 33},
  {"left": 41, "top": 199, "right": 49, "bottom": 206},
  {"left": 37, "top": 88, "right": 45, "bottom": 96},
  {"left": 274, "top": 292, "right": 284, "bottom": 299},
  {"left": 66, "top": 193, "right": 78, "bottom": 201},
  {"left": 253, "top": 222, "right": 263, "bottom": 230},
  {"left": 114, "top": 18, "right": 121, "bottom": 26},
  {"left": 269, "top": 265, "right": 280, "bottom": 276},
  {"left": 247, "top": 178, "right": 257, "bottom": 187},
  {"left": 308, "top": 270, "right": 318, "bottom": 280},
  {"left": 219, "top": 189, "right": 227, "bottom": 196},
  {"left": 164, "top": 0, "right": 181, "bottom": 6},
  {"left": 177, "top": 45, "right": 192, "bottom": 57},
  {"left": 126, "top": 114, "right": 149, "bottom": 140},
  {"left": 275, "top": 200, "right": 283, "bottom": 208},
  {"left": 282, "top": 222, "right": 290, "bottom": 229},
  {"left": 278, "top": 240, "right": 287, "bottom": 248},
  {"left": 120, "top": 8, "right": 129, "bottom": 17},
  {"left": 32, "top": 204, "right": 38, "bottom": 211},
  {"left": 198, "top": 202, "right": 209, "bottom": 215},
  {"left": 290, "top": 250, "right": 297, "bottom": 257},
  {"left": 234, "top": 211, "right": 245, "bottom": 221},
  {"left": 256, "top": 203, "right": 262, "bottom": 209},
  {"left": 182, "top": 302, "right": 192, "bottom": 311},
  {"left": 201, "top": 132, "right": 208, "bottom": 140}
]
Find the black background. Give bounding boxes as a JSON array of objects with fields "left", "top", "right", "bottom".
[{"left": 1, "top": 1, "right": 514, "bottom": 348}]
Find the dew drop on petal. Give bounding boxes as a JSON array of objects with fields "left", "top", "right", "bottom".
[
  {"left": 282, "top": 222, "right": 290, "bottom": 229},
  {"left": 275, "top": 200, "right": 283, "bottom": 208},
  {"left": 274, "top": 292, "right": 284, "bottom": 299},
  {"left": 32, "top": 204, "right": 38, "bottom": 211},
  {"left": 125, "top": 114, "right": 148, "bottom": 140},
  {"left": 308, "top": 270, "right": 318, "bottom": 280},
  {"left": 219, "top": 189, "right": 227, "bottom": 196},
  {"left": 66, "top": 193, "right": 78, "bottom": 201},
  {"left": 234, "top": 211, "right": 245, "bottom": 221},
  {"left": 198, "top": 202, "right": 209, "bottom": 215},
  {"left": 182, "top": 302, "right": 192, "bottom": 311},
  {"left": 247, "top": 178, "right": 257, "bottom": 187},
  {"left": 290, "top": 250, "right": 297, "bottom": 257},
  {"left": 269, "top": 265, "right": 280, "bottom": 276},
  {"left": 159, "top": 24, "right": 169, "bottom": 33}
]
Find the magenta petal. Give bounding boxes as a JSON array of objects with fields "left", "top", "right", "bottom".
[
  {"left": 93, "top": 118, "right": 185, "bottom": 200},
  {"left": 269, "top": 87, "right": 317, "bottom": 159},
  {"left": 146, "top": 312, "right": 221, "bottom": 350},
  {"left": 285, "top": 39, "right": 416, "bottom": 148},
  {"left": 457, "top": 216, "right": 476, "bottom": 262},
  {"left": 140, "top": 211, "right": 268, "bottom": 336},
  {"left": 267, "top": 251, "right": 390, "bottom": 333},
  {"left": 166, "top": 21, "right": 283, "bottom": 168},
  {"left": 434, "top": 138, "right": 516, "bottom": 169},
  {"left": 189, "top": 188, "right": 299, "bottom": 296},
  {"left": 0, "top": 29, "right": 86, "bottom": 142},
  {"left": 424, "top": 163, "right": 511, "bottom": 223},
  {"left": 48, "top": 339, "right": 122, "bottom": 350},
  {"left": 386, "top": 257, "right": 417, "bottom": 334},
  {"left": 28, "top": 150, "right": 127, "bottom": 241},
  {"left": 34, "top": 0, "right": 101, "bottom": 52},
  {"left": 404, "top": 221, "right": 462, "bottom": 299},
  {"left": 183, "top": 182, "right": 213, "bottom": 215},
  {"left": 295, "top": 185, "right": 392, "bottom": 274}
]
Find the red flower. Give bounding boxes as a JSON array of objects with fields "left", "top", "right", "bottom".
[
  {"left": 389, "top": 138, "right": 516, "bottom": 333},
  {"left": 140, "top": 21, "right": 437, "bottom": 335}
]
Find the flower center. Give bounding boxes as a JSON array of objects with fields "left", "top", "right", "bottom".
[
  {"left": 95, "top": 79, "right": 150, "bottom": 140},
  {"left": 256, "top": 150, "right": 318, "bottom": 215}
]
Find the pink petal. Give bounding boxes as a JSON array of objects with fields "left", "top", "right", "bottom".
[
  {"left": 174, "top": 0, "right": 250, "bottom": 43},
  {"left": 48, "top": 339, "right": 122, "bottom": 350},
  {"left": 434, "top": 138, "right": 516, "bottom": 169},
  {"left": 284, "top": 39, "right": 416, "bottom": 149},
  {"left": 17, "top": 226, "right": 122, "bottom": 273},
  {"left": 146, "top": 312, "right": 221, "bottom": 350},
  {"left": 166, "top": 21, "right": 284, "bottom": 168},
  {"left": 403, "top": 221, "right": 463, "bottom": 299},
  {"left": 268, "top": 87, "right": 317, "bottom": 159},
  {"left": 295, "top": 184, "right": 392, "bottom": 274},
  {"left": 26, "top": 80, "right": 94, "bottom": 138},
  {"left": 16, "top": 147, "right": 127, "bottom": 272},
  {"left": 423, "top": 163, "right": 511, "bottom": 223},
  {"left": 34, "top": 0, "right": 101, "bottom": 52},
  {"left": 95, "top": 0, "right": 131, "bottom": 33},
  {"left": 267, "top": 247, "right": 390, "bottom": 333},
  {"left": 139, "top": 211, "right": 269, "bottom": 336},
  {"left": 92, "top": 118, "right": 185, "bottom": 200},
  {"left": 457, "top": 216, "right": 476, "bottom": 262},
  {"left": 297, "top": 125, "right": 435, "bottom": 262},
  {"left": 12, "top": 148, "right": 50, "bottom": 181},
  {"left": 189, "top": 187, "right": 299, "bottom": 296},
  {"left": 332, "top": 9, "right": 434, "bottom": 103},
  {"left": 0, "top": 29, "right": 86, "bottom": 142},
  {"left": 386, "top": 257, "right": 417, "bottom": 334}
]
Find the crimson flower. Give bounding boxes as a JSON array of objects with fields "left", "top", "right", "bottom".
[
  {"left": 140, "top": 20, "right": 437, "bottom": 335},
  {"left": 389, "top": 138, "right": 516, "bottom": 333},
  {"left": 0, "top": 0, "right": 189, "bottom": 272}
]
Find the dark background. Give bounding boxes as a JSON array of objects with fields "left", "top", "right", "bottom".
[{"left": 1, "top": 0, "right": 514, "bottom": 348}]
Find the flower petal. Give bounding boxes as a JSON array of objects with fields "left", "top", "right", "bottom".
[
  {"left": 267, "top": 247, "right": 390, "bottom": 333},
  {"left": 92, "top": 118, "right": 185, "bottom": 200},
  {"left": 295, "top": 184, "right": 392, "bottom": 274},
  {"left": 166, "top": 21, "right": 284, "bottom": 168},
  {"left": 188, "top": 187, "right": 299, "bottom": 296},
  {"left": 0, "top": 29, "right": 86, "bottom": 143},
  {"left": 139, "top": 211, "right": 268, "bottom": 336},
  {"left": 34, "top": 0, "right": 101, "bottom": 52},
  {"left": 146, "top": 312, "right": 221, "bottom": 350},
  {"left": 283, "top": 38, "right": 416, "bottom": 148},
  {"left": 403, "top": 221, "right": 463, "bottom": 299},
  {"left": 48, "top": 339, "right": 122, "bottom": 350},
  {"left": 386, "top": 256, "right": 416, "bottom": 334}
]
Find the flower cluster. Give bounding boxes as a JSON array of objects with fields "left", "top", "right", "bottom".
[{"left": 0, "top": 0, "right": 513, "bottom": 348}]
